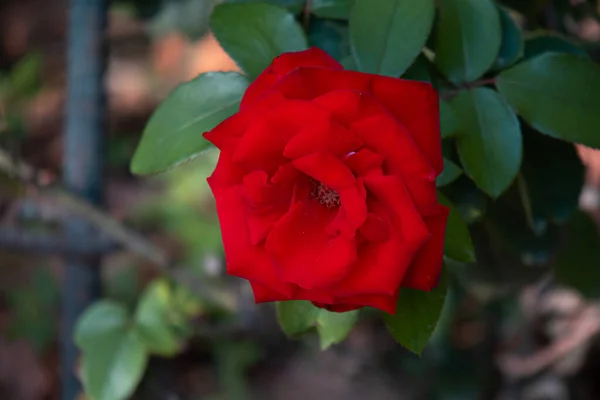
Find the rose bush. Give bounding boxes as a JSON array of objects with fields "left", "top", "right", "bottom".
[{"left": 205, "top": 47, "right": 448, "bottom": 314}]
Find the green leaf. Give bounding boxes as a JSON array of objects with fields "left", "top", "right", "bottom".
[
  {"left": 308, "top": 19, "right": 350, "bottom": 61},
  {"left": 350, "top": 0, "right": 435, "bottom": 77},
  {"left": 437, "top": 158, "right": 462, "bottom": 187},
  {"left": 130, "top": 72, "right": 248, "bottom": 175},
  {"left": 276, "top": 300, "right": 320, "bottom": 336},
  {"left": 402, "top": 53, "right": 434, "bottom": 84},
  {"left": 435, "top": 0, "right": 502, "bottom": 83},
  {"left": 496, "top": 53, "right": 600, "bottom": 148},
  {"left": 312, "top": 0, "right": 354, "bottom": 20},
  {"left": 9, "top": 52, "right": 43, "bottom": 99},
  {"left": 451, "top": 88, "right": 522, "bottom": 198},
  {"left": 441, "top": 175, "right": 488, "bottom": 224},
  {"left": 383, "top": 269, "right": 448, "bottom": 355},
  {"left": 492, "top": 6, "right": 523, "bottom": 70},
  {"left": 316, "top": 309, "right": 359, "bottom": 349},
  {"left": 340, "top": 55, "right": 358, "bottom": 70},
  {"left": 440, "top": 99, "right": 459, "bottom": 138},
  {"left": 210, "top": 2, "right": 308, "bottom": 79},
  {"left": 80, "top": 330, "right": 148, "bottom": 400},
  {"left": 438, "top": 192, "right": 475, "bottom": 263},
  {"left": 523, "top": 32, "right": 587, "bottom": 60},
  {"left": 519, "top": 129, "right": 584, "bottom": 231},
  {"left": 75, "top": 301, "right": 148, "bottom": 400},
  {"left": 555, "top": 212, "right": 600, "bottom": 298},
  {"left": 134, "top": 280, "right": 183, "bottom": 356},
  {"left": 75, "top": 301, "right": 130, "bottom": 348}
]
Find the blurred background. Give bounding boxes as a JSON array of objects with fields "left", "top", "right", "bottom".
[{"left": 2, "top": 0, "right": 600, "bottom": 399}]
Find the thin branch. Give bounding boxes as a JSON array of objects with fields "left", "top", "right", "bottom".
[
  {"left": 440, "top": 78, "right": 497, "bottom": 100},
  {"left": 0, "top": 147, "right": 168, "bottom": 266},
  {"left": 303, "top": 0, "right": 312, "bottom": 30},
  {"left": 0, "top": 226, "right": 117, "bottom": 254}
]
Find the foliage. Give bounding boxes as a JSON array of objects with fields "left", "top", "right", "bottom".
[{"left": 65, "top": 0, "right": 600, "bottom": 398}]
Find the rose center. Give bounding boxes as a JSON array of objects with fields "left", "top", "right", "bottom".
[{"left": 309, "top": 179, "right": 340, "bottom": 208}]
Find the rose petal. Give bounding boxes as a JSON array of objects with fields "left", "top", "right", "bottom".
[
  {"left": 241, "top": 171, "right": 293, "bottom": 245},
  {"left": 250, "top": 281, "right": 290, "bottom": 303},
  {"left": 205, "top": 90, "right": 288, "bottom": 150},
  {"left": 331, "top": 175, "right": 430, "bottom": 297},
  {"left": 343, "top": 148, "right": 385, "bottom": 176},
  {"left": 312, "top": 302, "right": 363, "bottom": 313},
  {"left": 402, "top": 205, "right": 450, "bottom": 290},
  {"left": 273, "top": 68, "right": 372, "bottom": 101},
  {"left": 370, "top": 76, "right": 443, "bottom": 174},
  {"left": 358, "top": 212, "right": 390, "bottom": 242},
  {"left": 293, "top": 153, "right": 367, "bottom": 235},
  {"left": 241, "top": 48, "right": 342, "bottom": 109},
  {"left": 335, "top": 292, "right": 398, "bottom": 315},
  {"left": 233, "top": 99, "right": 331, "bottom": 172},
  {"left": 283, "top": 118, "right": 362, "bottom": 160},
  {"left": 351, "top": 113, "right": 438, "bottom": 216},
  {"left": 312, "top": 89, "right": 382, "bottom": 125},
  {"left": 265, "top": 200, "right": 357, "bottom": 289},
  {"left": 292, "top": 153, "right": 355, "bottom": 189},
  {"left": 209, "top": 184, "right": 294, "bottom": 297}
]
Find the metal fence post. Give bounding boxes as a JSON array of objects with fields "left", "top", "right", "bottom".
[{"left": 61, "top": 0, "right": 107, "bottom": 399}]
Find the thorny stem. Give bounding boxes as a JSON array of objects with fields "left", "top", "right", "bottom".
[{"left": 440, "top": 77, "right": 497, "bottom": 100}]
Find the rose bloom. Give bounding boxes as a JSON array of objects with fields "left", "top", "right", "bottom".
[{"left": 204, "top": 48, "right": 449, "bottom": 314}]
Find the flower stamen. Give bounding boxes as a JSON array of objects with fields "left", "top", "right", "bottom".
[{"left": 309, "top": 179, "right": 340, "bottom": 208}]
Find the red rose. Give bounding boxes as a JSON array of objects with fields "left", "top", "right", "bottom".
[{"left": 204, "top": 48, "right": 449, "bottom": 315}]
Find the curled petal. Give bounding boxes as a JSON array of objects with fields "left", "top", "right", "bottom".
[
  {"left": 265, "top": 200, "right": 357, "bottom": 290},
  {"left": 331, "top": 175, "right": 429, "bottom": 297},
  {"left": 402, "top": 205, "right": 450, "bottom": 290},
  {"left": 241, "top": 48, "right": 342, "bottom": 109},
  {"left": 272, "top": 68, "right": 372, "bottom": 101},
  {"left": 209, "top": 185, "right": 294, "bottom": 297},
  {"left": 370, "top": 76, "right": 443, "bottom": 174},
  {"left": 283, "top": 118, "right": 362, "bottom": 160}
]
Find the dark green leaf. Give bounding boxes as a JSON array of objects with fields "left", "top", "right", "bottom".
[
  {"left": 340, "top": 54, "right": 358, "bottom": 70},
  {"left": 316, "top": 309, "right": 359, "bottom": 349},
  {"left": 350, "top": 0, "right": 435, "bottom": 77},
  {"left": 148, "top": 0, "right": 214, "bottom": 40},
  {"left": 383, "top": 269, "right": 448, "bottom": 355},
  {"left": 308, "top": 19, "right": 350, "bottom": 61},
  {"left": 492, "top": 7, "right": 523, "bottom": 70},
  {"left": 441, "top": 175, "right": 488, "bottom": 224},
  {"left": 210, "top": 2, "right": 308, "bottom": 79},
  {"left": 130, "top": 72, "right": 248, "bottom": 175},
  {"left": 555, "top": 212, "right": 600, "bottom": 298},
  {"left": 519, "top": 129, "right": 584, "bottom": 230},
  {"left": 497, "top": 53, "right": 600, "bottom": 148},
  {"left": 134, "top": 280, "right": 183, "bottom": 356},
  {"left": 523, "top": 31, "right": 587, "bottom": 60},
  {"left": 438, "top": 192, "right": 475, "bottom": 263},
  {"left": 437, "top": 158, "right": 462, "bottom": 187},
  {"left": 435, "top": 0, "right": 501, "bottom": 83},
  {"left": 440, "top": 99, "right": 458, "bottom": 138},
  {"left": 80, "top": 330, "right": 148, "bottom": 400},
  {"left": 402, "top": 54, "right": 433, "bottom": 83},
  {"left": 451, "top": 88, "right": 522, "bottom": 198},
  {"left": 312, "top": 0, "right": 354, "bottom": 19},
  {"left": 276, "top": 300, "right": 320, "bottom": 336}
]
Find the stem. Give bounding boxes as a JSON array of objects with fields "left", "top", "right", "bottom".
[
  {"left": 303, "top": 0, "right": 311, "bottom": 30},
  {"left": 440, "top": 77, "right": 497, "bottom": 100}
]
